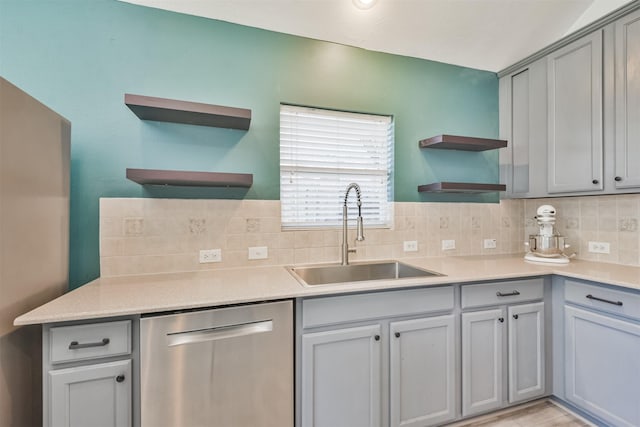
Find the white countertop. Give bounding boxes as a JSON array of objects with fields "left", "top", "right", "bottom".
[{"left": 14, "top": 254, "right": 640, "bottom": 325}]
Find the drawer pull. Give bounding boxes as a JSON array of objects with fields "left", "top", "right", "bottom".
[
  {"left": 374, "top": 335, "right": 380, "bottom": 341},
  {"left": 586, "top": 294, "right": 623, "bottom": 306},
  {"left": 68, "top": 338, "right": 110, "bottom": 350},
  {"left": 395, "top": 332, "right": 401, "bottom": 338},
  {"left": 498, "top": 317, "right": 504, "bottom": 323},
  {"left": 115, "top": 374, "right": 125, "bottom": 383},
  {"left": 496, "top": 290, "right": 521, "bottom": 297},
  {"left": 513, "top": 314, "right": 519, "bottom": 320}
]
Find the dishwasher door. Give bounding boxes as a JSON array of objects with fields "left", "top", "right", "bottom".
[{"left": 140, "top": 300, "right": 293, "bottom": 427}]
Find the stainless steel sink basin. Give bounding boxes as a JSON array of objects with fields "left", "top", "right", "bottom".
[{"left": 286, "top": 260, "right": 444, "bottom": 286}]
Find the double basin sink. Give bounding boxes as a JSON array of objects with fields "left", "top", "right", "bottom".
[{"left": 286, "top": 260, "right": 444, "bottom": 287}]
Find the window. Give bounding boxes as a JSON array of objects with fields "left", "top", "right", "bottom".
[{"left": 280, "top": 104, "right": 394, "bottom": 229}]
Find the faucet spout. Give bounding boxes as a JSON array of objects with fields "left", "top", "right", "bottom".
[{"left": 342, "top": 183, "right": 365, "bottom": 265}]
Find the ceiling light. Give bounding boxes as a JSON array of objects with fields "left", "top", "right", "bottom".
[{"left": 353, "top": 0, "right": 377, "bottom": 10}]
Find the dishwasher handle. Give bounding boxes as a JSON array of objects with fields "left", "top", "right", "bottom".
[{"left": 166, "top": 319, "right": 273, "bottom": 347}]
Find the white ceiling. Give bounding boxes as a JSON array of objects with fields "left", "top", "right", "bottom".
[{"left": 120, "top": 0, "right": 632, "bottom": 72}]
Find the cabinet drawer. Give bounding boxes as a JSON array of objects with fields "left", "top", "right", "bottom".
[
  {"left": 565, "top": 279, "right": 640, "bottom": 321},
  {"left": 302, "top": 286, "right": 454, "bottom": 329},
  {"left": 461, "top": 278, "right": 544, "bottom": 309},
  {"left": 49, "top": 320, "right": 131, "bottom": 364}
]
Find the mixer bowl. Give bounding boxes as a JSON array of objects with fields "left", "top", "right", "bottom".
[{"left": 528, "top": 234, "right": 566, "bottom": 257}]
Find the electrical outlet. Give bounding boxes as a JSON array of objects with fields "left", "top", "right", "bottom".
[
  {"left": 199, "top": 249, "right": 222, "bottom": 263},
  {"left": 442, "top": 239, "right": 456, "bottom": 251},
  {"left": 484, "top": 238, "right": 497, "bottom": 249},
  {"left": 403, "top": 240, "right": 418, "bottom": 252},
  {"left": 248, "top": 246, "right": 268, "bottom": 260},
  {"left": 588, "top": 241, "right": 610, "bottom": 254}
]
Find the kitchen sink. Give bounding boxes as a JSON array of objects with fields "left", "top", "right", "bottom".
[{"left": 286, "top": 260, "right": 444, "bottom": 286}]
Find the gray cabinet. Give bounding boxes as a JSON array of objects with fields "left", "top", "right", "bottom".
[
  {"left": 614, "top": 9, "right": 640, "bottom": 189},
  {"left": 562, "top": 278, "right": 640, "bottom": 426},
  {"left": 499, "top": 58, "right": 548, "bottom": 198},
  {"left": 49, "top": 360, "right": 131, "bottom": 427},
  {"left": 299, "top": 286, "right": 456, "bottom": 427},
  {"left": 565, "top": 305, "right": 640, "bottom": 427},
  {"left": 461, "top": 308, "right": 504, "bottom": 416},
  {"left": 389, "top": 315, "right": 456, "bottom": 427},
  {"left": 547, "top": 30, "right": 604, "bottom": 194},
  {"left": 44, "top": 319, "right": 134, "bottom": 427},
  {"left": 461, "top": 280, "right": 546, "bottom": 418},
  {"left": 301, "top": 325, "right": 382, "bottom": 427}
]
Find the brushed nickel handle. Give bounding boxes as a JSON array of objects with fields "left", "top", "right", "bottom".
[
  {"left": 586, "top": 294, "right": 623, "bottom": 306},
  {"left": 68, "top": 338, "right": 110, "bottom": 350},
  {"left": 167, "top": 320, "right": 273, "bottom": 347},
  {"left": 496, "top": 290, "right": 520, "bottom": 297}
]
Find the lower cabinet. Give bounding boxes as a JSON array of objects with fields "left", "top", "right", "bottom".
[
  {"left": 389, "top": 315, "right": 456, "bottom": 427},
  {"left": 301, "top": 324, "right": 383, "bottom": 427},
  {"left": 43, "top": 319, "right": 134, "bottom": 427},
  {"left": 565, "top": 305, "right": 640, "bottom": 427},
  {"left": 299, "top": 286, "right": 456, "bottom": 427},
  {"left": 462, "top": 301, "right": 545, "bottom": 417},
  {"left": 49, "top": 360, "right": 132, "bottom": 427}
]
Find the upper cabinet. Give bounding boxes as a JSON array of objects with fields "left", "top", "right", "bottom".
[
  {"left": 547, "top": 31, "right": 604, "bottom": 194},
  {"left": 614, "top": 9, "right": 640, "bottom": 189},
  {"left": 499, "top": 4, "right": 640, "bottom": 198}
]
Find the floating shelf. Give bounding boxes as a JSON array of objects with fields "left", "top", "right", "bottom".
[
  {"left": 124, "top": 94, "right": 251, "bottom": 130},
  {"left": 417, "top": 182, "right": 506, "bottom": 193},
  {"left": 419, "top": 134, "right": 507, "bottom": 151},
  {"left": 126, "top": 168, "right": 253, "bottom": 188}
]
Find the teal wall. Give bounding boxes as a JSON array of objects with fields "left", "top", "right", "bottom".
[{"left": 0, "top": 0, "right": 499, "bottom": 289}]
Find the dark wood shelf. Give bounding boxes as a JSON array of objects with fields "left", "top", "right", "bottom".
[
  {"left": 126, "top": 168, "right": 253, "bottom": 188},
  {"left": 419, "top": 134, "right": 507, "bottom": 151},
  {"left": 417, "top": 182, "right": 506, "bottom": 193},
  {"left": 125, "top": 94, "right": 251, "bottom": 130}
]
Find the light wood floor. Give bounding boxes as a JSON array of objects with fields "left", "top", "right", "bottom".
[{"left": 449, "top": 400, "right": 592, "bottom": 427}]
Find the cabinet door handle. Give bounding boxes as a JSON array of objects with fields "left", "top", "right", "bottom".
[
  {"left": 68, "top": 338, "right": 110, "bottom": 350},
  {"left": 592, "top": 179, "right": 599, "bottom": 184},
  {"left": 115, "top": 375, "right": 125, "bottom": 383},
  {"left": 615, "top": 176, "right": 622, "bottom": 182},
  {"left": 374, "top": 335, "right": 380, "bottom": 341},
  {"left": 513, "top": 314, "right": 519, "bottom": 320},
  {"left": 394, "top": 332, "right": 400, "bottom": 338},
  {"left": 498, "top": 317, "right": 504, "bottom": 323},
  {"left": 496, "top": 290, "right": 520, "bottom": 297},
  {"left": 586, "top": 294, "right": 623, "bottom": 306}
]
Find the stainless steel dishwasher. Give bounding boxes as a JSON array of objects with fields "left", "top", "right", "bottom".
[{"left": 140, "top": 300, "right": 293, "bottom": 427}]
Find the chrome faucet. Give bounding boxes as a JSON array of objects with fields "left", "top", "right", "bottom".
[{"left": 342, "top": 183, "right": 365, "bottom": 265}]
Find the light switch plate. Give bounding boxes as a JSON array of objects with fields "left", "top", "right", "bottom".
[{"left": 588, "top": 241, "right": 610, "bottom": 254}]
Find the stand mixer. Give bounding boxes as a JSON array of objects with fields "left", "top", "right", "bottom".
[{"left": 524, "top": 204, "right": 572, "bottom": 264}]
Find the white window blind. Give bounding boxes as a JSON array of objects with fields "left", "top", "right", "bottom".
[{"left": 280, "top": 104, "right": 394, "bottom": 229}]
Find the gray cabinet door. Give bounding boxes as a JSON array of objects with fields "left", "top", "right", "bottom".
[
  {"left": 508, "top": 302, "right": 545, "bottom": 404},
  {"left": 301, "top": 324, "right": 382, "bottom": 427},
  {"left": 565, "top": 305, "right": 640, "bottom": 427},
  {"left": 49, "top": 359, "right": 131, "bottom": 427},
  {"left": 499, "top": 58, "right": 548, "bottom": 198},
  {"left": 547, "top": 30, "right": 603, "bottom": 193},
  {"left": 389, "top": 315, "right": 456, "bottom": 427},
  {"left": 614, "top": 9, "right": 640, "bottom": 189},
  {"left": 462, "top": 308, "right": 505, "bottom": 417}
]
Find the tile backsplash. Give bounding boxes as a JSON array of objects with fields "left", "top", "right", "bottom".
[
  {"left": 524, "top": 194, "right": 640, "bottom": 266},
  {"left": 99, "top": 198, "right": 524, "bottom": 277},
  {"left": 99, "top": 194, "right": 640, "bottom": 277}
]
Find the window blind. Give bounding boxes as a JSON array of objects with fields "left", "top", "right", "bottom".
[{"left": 280, "top": 104, "right": 394, "bottom": 229}]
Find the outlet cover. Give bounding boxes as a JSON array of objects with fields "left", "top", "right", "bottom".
[
  {"left": 442, "top": 239, "right": 456, "bottom": 251},
  {"left": 199, "top": 249, "right": 222, "bottom": 263},
  {"left": 588, "top": 241, "right": 610, "bottom": 254},
  {"left": 484, "top": 239, "right": 497, "bottom": 249},
  {"left": 248, "top": 246, "right": 268, "bottom": 260},
  {"left": 403, "top": 240, "right": 418, "bottom": 252}
]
